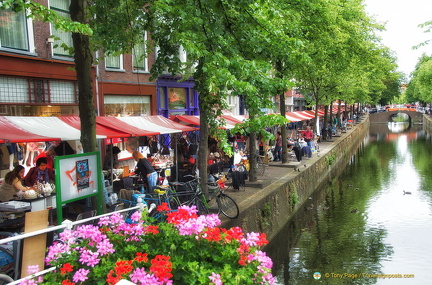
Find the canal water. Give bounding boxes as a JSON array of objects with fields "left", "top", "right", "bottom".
[{"left": 266, "top": 123, "right": 432, "bottom": 284}]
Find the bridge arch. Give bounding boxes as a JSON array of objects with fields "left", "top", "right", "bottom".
[{"left": 369, "top": 110, "right": 424, "bottom": 124}]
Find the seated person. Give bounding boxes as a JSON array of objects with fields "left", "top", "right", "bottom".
[
  {"left": 0, "top": 165, "right": 31, "bottom": 201},
  {"left": 302, "top": 126, "right": 314, "bottom": 147},
  {"left": 24, "top": 157, "right": 55, "bottom": 187},
  {"left": 103, "top": 146, "right": 121, "bottom": 170}
]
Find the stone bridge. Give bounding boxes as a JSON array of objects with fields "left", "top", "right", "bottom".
[{"left": 369, "top": 110, "right": 424, "bottom": 124}]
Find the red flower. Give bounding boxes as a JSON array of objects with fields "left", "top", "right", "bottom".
[
  {"left": 106, "top": 271, "right": 122, "bottom": 285},
  {"left": 150, "top": 255, "right": 173, "bottom": 281},
  {"left": 145, "top": 225, "right": 159, "bottom": 235},
  {"left": 157, "top": 202, "right": 170, "bottom": 212},
  {"left": 134, "top": 252, "right": 149, "bottom": 263},
  {"left": 114, "top": 260, "right": 134, "bottom": 275},
  {"left": 60, "top": 263, "right": 74, "bottom": 275},
  {"left": 257, "top": 232, "right": 268, "bottom": 246},
  {"left": 224, "top": 227, "right": 244, "bottom": 242},
  {"left": 61, "top": 279, "right": 75, "bottom": 285},
  {"left": 166, "top": 208, "right": 197, "bottom": 225},
  {"left": 238, "top": 255, "right": 248, "bottom": 266},
  {"left": 203, "top": 227, "right": 221, "bottom": 242}
]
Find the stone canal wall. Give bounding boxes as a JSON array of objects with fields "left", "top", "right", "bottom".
[
  {"left": 222, "top": 116, "right": 370, "bottom": 242},
  {"left": 423, "top": 114, "right": 432, "bottom": 131}
]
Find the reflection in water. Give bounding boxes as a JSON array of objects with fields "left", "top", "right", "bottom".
[
  {"left": 266, "top": 124, "right": 432, "bottom": 284},
  {"left": 387, "top": 122, "right": 410, "bottom": 133}
]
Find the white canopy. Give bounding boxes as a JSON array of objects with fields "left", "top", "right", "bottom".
[
  {"left": 6, "top": 116, "right": 107, "bottom": 141},
  {"left": 118, "top": 116, "right": 181, "bottom": 134}
]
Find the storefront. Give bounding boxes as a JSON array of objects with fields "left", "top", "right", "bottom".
[{"left": 157, "top": 76, "right": 199, "bottom": 117}]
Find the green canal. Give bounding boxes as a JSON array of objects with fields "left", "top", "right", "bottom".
[{"left": 266, "top": 123, "right": 432, "bottom": 284}]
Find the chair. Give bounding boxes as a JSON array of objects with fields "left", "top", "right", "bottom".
[
  {"left": 0, "top": 232, "right": 22, "bottom": 280},
  {"left": 72, "top": 210, "right": 97, "bottom": 230}
]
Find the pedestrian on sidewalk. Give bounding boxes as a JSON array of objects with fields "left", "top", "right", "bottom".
[{"left": 273, "top": 131, "right": 282, "bottom": 161}]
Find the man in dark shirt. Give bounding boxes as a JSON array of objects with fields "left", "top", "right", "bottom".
[{"left": 132, "top": 151, "right": 157, "bottom": 192}]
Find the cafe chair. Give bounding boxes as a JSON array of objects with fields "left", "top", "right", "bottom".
[
  {"left": 72, "top": 210, "right": 97, "bottom": 230},
  {"left": 0, "top": 231, "right": 22, "bottom": 280}
]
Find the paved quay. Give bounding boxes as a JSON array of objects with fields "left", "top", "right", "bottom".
[{"left": 219, "top": 117, "right": 367, "bottom": 228}]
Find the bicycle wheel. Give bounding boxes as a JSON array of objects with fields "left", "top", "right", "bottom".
[
  {"left": 194, "top": 196, "right": 209, "bottom": 215},
  {"left": 216, "top": 193, "right": 239, "bottom": 219}
]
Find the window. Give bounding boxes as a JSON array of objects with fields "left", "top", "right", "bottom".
[
  {"left": 104, "top": 95, "right": 151, "bottom": 116},
  {"left": 50, "top": 0, "right": 73, "bottom": 57},
  {"left": 168, "top": 88, "right": 186, "bottom": 110},
  {"left": 0, "top": 77, "right": 28, "bottom": 103},
  {"left": 105, "top": 54, "right": 123, "bottom": 70},
  {"left": 0, "top": 9, "right": 30, "bottom": 51},
  {"left": 50, "top": 80, "right": 77, "bottom": 103},
  {"left": 133, "top": 32, "right": 148, "bottom": 72},
  {"left": 0, "top": 76, "right": 77, "bottom": 104}
]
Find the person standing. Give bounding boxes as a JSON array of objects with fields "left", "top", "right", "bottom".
[
  {"left": 273, "top": 131, "right": 282, "bottom": 161},
  {"left": 35, "top": 145, "right": 56, "bottom": 169},
  {"left": 132, "top": 151, "right": 157, "bottom": 192},
  {"left": 103, "top": 146, "right": 121, "bottom": 170}
]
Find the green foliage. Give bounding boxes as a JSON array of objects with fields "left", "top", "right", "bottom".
[
  {"left": 325, "top": 154, "right": 336, "bottom": 166},
  {"left": 290, "top": 190, "right": 299, "bottom": 209},
  {"left": 34, "top": 208, "right": 273, "bottom": 284},
  {"left": 1, "top": 0, "right": 92, "bottom": 35}
]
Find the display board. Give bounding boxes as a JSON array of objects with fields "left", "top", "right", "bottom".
[{"left": 54, "top": 151, "right": 104, "bottom": 223}]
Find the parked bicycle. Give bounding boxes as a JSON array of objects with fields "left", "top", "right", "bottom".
[
  {"left": 256, "top": 155, "right": 267, "bottom": 178},
  {"left": 163, "top": 176, "right": 240, "bottom": 219}
]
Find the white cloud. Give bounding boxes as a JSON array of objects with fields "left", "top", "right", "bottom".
[{"left": 364, "top": 0, "right": 432, "bottom": 76}]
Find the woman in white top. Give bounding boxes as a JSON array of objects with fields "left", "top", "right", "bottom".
[{"left": 0, "top": 165, "right": 29, "bottom": 202}]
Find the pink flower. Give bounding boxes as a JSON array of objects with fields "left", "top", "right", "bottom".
[
  {"left": 209, "top": 272, "right": 223, "bottom": 285},
  {"left": 242, "top": 232, "right": 261, "bottom": 247},
  {"left": 73, "top": 268, "right": 90, "bottom": 282},
  {"left": 96, "top": 239, "right": 115, "bottom": 255},
  {"left": 79, "top": 249, "right": 100, "bottom": 267},
  {"left": 26, "top": 265, "right": 40, "bottom": 275},
  {"left": 130, "top": 267, "right": 163, "bottom": 284}
]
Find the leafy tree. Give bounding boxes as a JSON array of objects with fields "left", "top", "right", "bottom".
[{"left": 406, "top": 54, "right": 432, "bottom": 104}]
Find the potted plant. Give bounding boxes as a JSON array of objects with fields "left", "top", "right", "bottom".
[{"left": 21, "top": 204, "right": 274, "bottom": 285}]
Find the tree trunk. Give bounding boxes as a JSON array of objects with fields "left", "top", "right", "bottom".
[
  {"left": 280, "top": 90, "right": 287, "bottom": 163},
  {"left": 195, "top": 59, "right": 209, "bottom": 194},
  {"left": 248, "top": 114, "right": 257, "bottom": 182},
  {"left": 198, "top": 101, "right": 209, "bottom": 195},
  {"left": 70, "top": 0, "right": 97, "bottom": 153}
]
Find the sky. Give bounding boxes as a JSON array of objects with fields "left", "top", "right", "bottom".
[{"left": 363, "top": 0, "right": 432, "bottom": 77}]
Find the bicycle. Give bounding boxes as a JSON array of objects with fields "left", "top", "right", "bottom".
[
  {"left": 206, "top": 181, "right": 240, "bottom": 219},
  {"left": 167, "top": 177, "right": 240, "bottom": 219},
  {"left": 256, "top": 155, "right": 267, "bottom": 178}
]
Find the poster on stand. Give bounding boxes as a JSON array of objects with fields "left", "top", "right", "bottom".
[{"left": 54, "top": 151, "right": 103, "bottom": 223}]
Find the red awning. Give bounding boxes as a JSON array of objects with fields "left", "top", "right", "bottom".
[
  {"left": 172, "top": 115, "right": 236, "bottom": 129},
  {"left": 140, "top": 115, "right": 196, "bottom": 132},
  {"left": 173, "top": 115, "right": 201, "bottom": 126},
  {"left": 59, "top": 116, "right": 132, "bottom": 139},
  {"left": 285, "top": 112, "right": 303, "bottom": 122},
  {"left": 221, "top": 115, "right": 247, "bottom": 125},
  {"left": 96, "top": 117, "right": 160, "bottom": 137},
  {"left": 0, "top": 116, "right": 60, "bottom": 143}
]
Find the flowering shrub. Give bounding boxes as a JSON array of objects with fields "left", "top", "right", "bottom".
[{"left": 21, "top": 204, "right": 274, "bottom": 285}]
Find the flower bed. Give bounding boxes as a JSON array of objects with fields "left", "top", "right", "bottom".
[{"left": 20, "top": 203, "right": 274, "bottom": 284}]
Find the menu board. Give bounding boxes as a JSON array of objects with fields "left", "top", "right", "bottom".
[{"left": 54, "top": 151, "right": 103, "bottom": 223}]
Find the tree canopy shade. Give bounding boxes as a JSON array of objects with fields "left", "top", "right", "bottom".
[
  {"left": 290, "top": 0, "right": 399, "bottom": 114},
  {"left": 406, "top": 54, "right": 432, "bottom": 104},
  {"left": 1, "top": 0, "right": 403, "bottom": 183}
]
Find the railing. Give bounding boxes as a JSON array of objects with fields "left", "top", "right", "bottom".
[{"left": 0, "top": 200, "right": 151, "bottom": 285}]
